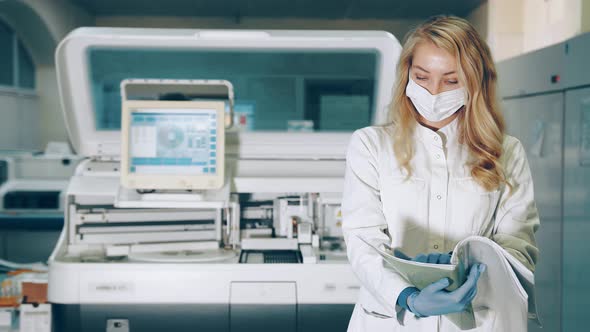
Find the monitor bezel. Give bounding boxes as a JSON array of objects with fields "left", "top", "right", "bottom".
[{"left": 120, "top": 100, "right": 225, "bottom": 190}]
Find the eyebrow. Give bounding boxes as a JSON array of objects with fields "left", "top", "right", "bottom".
[
  {"left": 413, "top": 65, "right": 430, "bottom": 73},
  {"left": 413, "top": 65, "right": 456, "bottom": 76}
]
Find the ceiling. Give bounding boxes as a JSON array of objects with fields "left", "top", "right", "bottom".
[{"left": 70, "top": 0, "right": 485, "bottom": 19}]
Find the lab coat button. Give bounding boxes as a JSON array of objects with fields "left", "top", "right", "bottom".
[
  {"left": 435, "top": 154, "right": 441, "bottom": 159},
  {"left": 434, "top": 245, "right": 439, "bottom": 249},
  {"left": 434, "top": 136, "right": 439, "bottom": 141},
  {"left": 436, "top": 194, "right": 442, "bottom": 200}
]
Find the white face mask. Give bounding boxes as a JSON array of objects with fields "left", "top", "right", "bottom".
[{"left": 405, "top": 77, "right": 466, "bottom": 122}]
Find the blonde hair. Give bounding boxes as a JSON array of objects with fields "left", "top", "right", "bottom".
[{"left": 389, "top": 15, "right": 507, "bottom": 191}]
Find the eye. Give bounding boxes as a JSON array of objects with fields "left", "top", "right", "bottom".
[
  {"left": 446, "top": 80, "right": 458, "bottom": 85},
  {"left": 415, "top": 75, "right": 427, "bottom": 81}
]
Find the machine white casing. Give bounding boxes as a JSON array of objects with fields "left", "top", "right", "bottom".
[
  {"left": 0, "top": 147, "right": 81, "bottom": 218},
  {"left": 48, "top": 27, "right": 402, "bottom": 331},
  {"left": 56, "top": 28, "right": 399, "bottom": 159}
]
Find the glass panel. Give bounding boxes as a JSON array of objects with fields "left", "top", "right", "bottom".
[
  {"left": 88, "top": 49, "right": 377, "bottom": 131},
  {"left": 17, "top": 40, "right": 35, "bottom": 89},
  {"left": 0, "top": 21, "right": 14, "bottom": 86}
]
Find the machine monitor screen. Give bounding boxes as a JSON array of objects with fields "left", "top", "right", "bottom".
[
  {"left": 121, "top": 100, "right": 225, "bottom": 190},
  {"left": 129, "top": 110, "right": 218, "bottom": 176}
]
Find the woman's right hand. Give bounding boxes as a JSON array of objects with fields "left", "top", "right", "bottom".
[{"left": 407, "top": 264, "right": 486, "bottom": 317}]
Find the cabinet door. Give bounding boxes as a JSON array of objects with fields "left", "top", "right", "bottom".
[
  {"left": 563, "top": 87, "right": 590, "bottom": 332},
  {"left": 230, "top": 282, "right": 297, "bottom": 332},
  {"left": 502, "top": 92, "right": 564, "bottom": 332}
]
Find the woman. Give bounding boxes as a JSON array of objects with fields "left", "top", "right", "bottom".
[{"left": 342, "top": 15, "right": 539, "bottom": 331}]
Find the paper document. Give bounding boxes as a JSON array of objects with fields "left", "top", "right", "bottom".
[
  {"left": 452, "top": 236, "right": 540, "bottom": 328},
  {"left": 357, "top": 236, "right": 473, "bottom": 329},
  {"left": 357, "top": 235, "right": 539, "bottom": 330},
  {"left": 357, "top": 236, "right": 466, "bottom": 290}
]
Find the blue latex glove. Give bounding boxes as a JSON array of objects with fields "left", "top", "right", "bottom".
[
  {"left": 413, "top": 253, "right": 452, "bottom": 264},
  {"left": 394, "top": 249, "right": 452, "bottom": 264},
  {"left": 406, "top": 264, "right": 486, "bottom": 317}
]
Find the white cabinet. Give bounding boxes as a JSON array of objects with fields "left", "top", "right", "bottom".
[
  {"left": 563, "top": 86, "right": 590, "bottom": 332},
  {"left": 502, "top": 92, "right": 564, "bottom": 332}
]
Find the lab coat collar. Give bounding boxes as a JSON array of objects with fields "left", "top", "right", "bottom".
[{"left": 414, "top": 116, "right": 459, "bottom": 148}]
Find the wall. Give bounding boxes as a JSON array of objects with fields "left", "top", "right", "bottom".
[
  {"left": 580, "top": 0, "right": 590, "bottom": 33},
  {"left": 0, "top": 0, "right": 93, "bottom": 151},
  {"left": 20, "top": 0, "right": 93, "bottom": 42},
  {"left": 0, "top": 1, "right": 50, "bottom": 151},
  {"left": 522, "top": 0, "right": 581, "bottom": 53},
  {"left": 0, "top": 90, "right": 38, "bottom": 150},
  {"left": 466, "top": 0, "right": 526, "bottom": 62},
  {"left": 489, "top": 0, "right": 525, "bottom": 61},
  {"left": 469, "top": 0, "right": 585, "bottom": 62},
  {"left": 37, "top": 67, "right": 70, "bottom": 144},
  {"left": 23, "top": 0, "right": 94, "bottom": 149},
  {"left": 466, "top": 0, "right": 489, "bottom": 42}
]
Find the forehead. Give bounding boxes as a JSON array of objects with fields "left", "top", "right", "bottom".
[{"left": 412, "top": 41, "right": 457, "bottom": 73}]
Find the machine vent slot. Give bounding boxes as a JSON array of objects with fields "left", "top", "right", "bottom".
[
  {"left": 264, "top": 251, "right": 301, "bottom": 264},
  {"left": 3, "top": 191, "right": 60, "bottom": 210},
  {"left": 239, "top": 250, "right": 302, "bottom": 264}
]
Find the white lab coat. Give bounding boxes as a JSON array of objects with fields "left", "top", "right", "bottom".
[{"left": 342, "top": 120, "right": 539, "bottom": 332}]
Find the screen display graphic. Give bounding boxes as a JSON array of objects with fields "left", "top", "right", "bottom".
[{"left": 129, "top": 109, "right": 218, "bottom": 175}]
